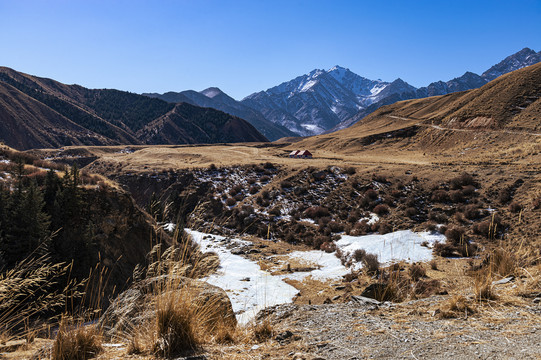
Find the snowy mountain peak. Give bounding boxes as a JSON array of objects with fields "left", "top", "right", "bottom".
[{"left": 201, "top": 87, "right": 225, "bottom": 98}]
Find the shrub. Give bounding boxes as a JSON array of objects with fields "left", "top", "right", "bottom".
[
  {"left": 263, "top": 162, "right": 275, "bottom": 169},
  {"left": 438, "top": 295, "right": 475, "bottom": 319},
  {"left": 208, "top": 163, "right": 217, "bottom": 171},
  {"left": 328, "top": 221, "right": 344, "bottom": 233},
  {"left": 508, "top": 201, "right": 522, "bottom": 213},
  {"left": 260, "top": 175, "right": 271, "bottom": 183},
  {"left": 429, "top": 259, "right": 438, "bottom": 270},
  {"left": 464, "top": 204, "right": 481, "bottom": 220},
  {"left": 408, "top": 264, "right": 426, "bottom": 281},
  {"left": 249, "top": 185, "right": 260, "bottom": 195},
  {"left": 462, "top": 185, "right": 476, "bottom": 196},
  {"left": 473, "top": 221, "right": 494, "bottom": 239},
  {"left": 269, "top": 206, "right": 281, "bottom": 216},
  {"left": 533, "top": 196, "right": 541, "bottom": 210},
  {"left": 353, "top": 249, "right": 367, "bottom": 262},
  {"left": 229, "top": 185, "right": 243, "bottom": 196},
  {"left": 498, "top": 187, "right": 512, "bottom": 204},
  {"left": 445, "top": 227, "right": 465, "bottom": 245},
  {"left": 280, "top": 180, "right": 293, "bottom": 189},
  {"left": 428, "top": 211, "right": 448, "bottom": 223},
  {"left": 450, "top": 172, "right": 476, "bottom": 190},
  {"left": 405, "top": 207, "right": 417, "bottom": 217},
  {"left": 373, "top": 204, "right": 389, "bottom": 216},
  {"left": 449, "top": 190, "right": 465, "bottom": 203},
  {"left": 431, "top": 190, "right": 449, "bottom": 202},
  {"left": 378, "top": 222, "right": 392, "bottom": 234},
  {"left": 345, "top": 167, "right": 356, "bottom": 175},
  {"left": 372, "top": 174, "right": 387, "bottom": 183},
  {"left": 362, "top": 253, "right": 380, "bottom": 274},
  {"left": 365, "top": 189, "right": 378, "bottom": 201},
  {"left": 252, "top": 319, "right": 274, "bottom": 342},
  {"left": 303, "top": 206, "right": 330, "bottom": 219},
  {"left": 433, "top": 242, "right": 455, "bottom": 257},
  {"left": 247, "top": 178, "right": 257, "bottom": 185},
  {"left": 320, "top": 241, "right": 337, "bottom": 253},
  {"left": 318, "top": 216, "right": 332, "bottom": 227},
  {"left": 225, "top": 198, "right": 236, "bottom": 206}
]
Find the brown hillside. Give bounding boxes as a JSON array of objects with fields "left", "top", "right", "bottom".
[
  {"left": 137, "top": 102, "right": 269, "bottom": 145},
  {"left": 0, "top": 67, "right": 269, "bottom": 150},
  {"left": 0, "top": 82, "right": 114, "bottom": 149}
]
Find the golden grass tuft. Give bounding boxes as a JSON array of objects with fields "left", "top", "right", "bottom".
[
  {"left": 51, "top": 317, "right": 102, "bottom": 360},
  {"left": 153, "top": 292, "right": 200, "bottom": 357},
  {"left": 251, "top": 319, "right": 274, "bottom": 343},
  {"left": 438, "top": 295, "right": 476, "bottom": 319}
]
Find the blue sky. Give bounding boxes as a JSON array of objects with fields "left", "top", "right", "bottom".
[{"left": 1, "top": 0, "right": 540, "bottom": 100}]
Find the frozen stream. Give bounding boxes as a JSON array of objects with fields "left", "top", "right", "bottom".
[{"left": 186, "top": 229, "right": 446, "bottom": 324}]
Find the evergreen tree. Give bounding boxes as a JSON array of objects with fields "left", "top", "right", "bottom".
[{"left": 1, "top": 180, "right": 50, "bottom": 267}]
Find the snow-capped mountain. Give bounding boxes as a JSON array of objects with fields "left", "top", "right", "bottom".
[
  {"left": 241, "top": 66, "right": 404, "bottom": 136},
  {"left": 333, "top": 47, "right": 541, "bottom": 132}
]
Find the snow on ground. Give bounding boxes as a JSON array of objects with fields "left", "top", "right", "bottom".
[
  {"left": 360, "top": 213, "right": 379, "bottom": 225},
  {"left": 186, "top": 229, "right": 298, "bottom": 324},
  {"left": 186, "top": 229, "right": 444, "bottom": 322},
  {"left": 336, "top": 230, "right": 445, "bottom": 269},
  {"left": 277, "top": 251, "right": 349, "bottom": 281}
]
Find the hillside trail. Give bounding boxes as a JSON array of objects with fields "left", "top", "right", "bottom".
[{"left": 387, "top": 115, "right": 541, "bottom": 136}]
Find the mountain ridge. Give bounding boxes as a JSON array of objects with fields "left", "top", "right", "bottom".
[
  {"left": 0, "top": 67, "right": 268, "bottom": 150},
  {"left": 239, "top": 47, "right": 541, "bottom": 135}
]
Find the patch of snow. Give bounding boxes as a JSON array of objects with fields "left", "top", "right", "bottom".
[
  {"left": 370, "top": 83, "right": 387, "bottom": 96},
  {"left": 300, "top": 80, "right": 318, "bottom": 92},
  {"left": 359, "top": 213, "right": 379, "bottom": 225},
  {"left": 186, "top": 230, "right": 299, "bottom": 324},
  {"left": 0, "top": 159, "right": 10, "bottom": 164},
  {"left": 301, "top": 124, "right": 325, "bottom": 134},
  {"left": 277, "top": 251, "right": 348, "bottom": 281},
  {"left": 299, "top": 218, "right": 315, "bottom": 224},
  {"left": 163, "top": 223, "right": 176, "bottom": 232},
  {"left": 336, "top": 230, "right": 445, "bottom": 268}
]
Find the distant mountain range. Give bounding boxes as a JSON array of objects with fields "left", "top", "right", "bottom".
[
  {"left": 295, "top": 60, "right": 541, "bottom": 151},
  {"left": 144, "top": 87, "right": 295, "bottom": 141},
  {"left": 0, "top": 67, "right": 268, "bottom": 150},
  {"left": 147, "top": 48, "right": 540, "bottom": 137}
]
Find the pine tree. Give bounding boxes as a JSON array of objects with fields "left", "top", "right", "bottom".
[{"left": 1, "top": 180, "right": 50, "bottom": 267}]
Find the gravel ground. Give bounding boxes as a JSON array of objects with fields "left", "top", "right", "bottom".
[{"left": 254, "top": 297, "right": 541, "bottom": 360}]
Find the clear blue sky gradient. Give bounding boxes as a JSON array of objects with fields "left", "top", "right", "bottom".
[{"left": 1, "top": 0, "right": 540, "bottom": 100}]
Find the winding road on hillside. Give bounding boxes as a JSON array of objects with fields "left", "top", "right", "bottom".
[{"left": 387, "top": 115, "right": 541, "bottom": 136}]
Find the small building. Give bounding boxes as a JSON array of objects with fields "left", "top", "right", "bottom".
[
  {"left": 289, "top": 150, "right": 300, "bottom": 158},
  {"left": 289, "top": 150, "right": 313, "bottom": 159},
  {"left": 298, "top": 150, "right": 313, "bottom": 159}
]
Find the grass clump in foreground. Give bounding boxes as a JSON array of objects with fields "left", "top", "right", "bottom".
[{"left": 51, "top": 317, "right": 102, "bottom": 360}]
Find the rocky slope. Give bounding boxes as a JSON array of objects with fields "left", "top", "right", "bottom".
[{"left": 0, "top": 67, "right": 268, "bottom": 150}]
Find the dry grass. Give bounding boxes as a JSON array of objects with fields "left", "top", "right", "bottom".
[
  {"left": 51, "top": 317, "right": 102, "bottom": 360},
  {"left": 0, "top": 253, "right": 82, "bottom": 343},
  {"left": 114, "top": 229, "right": 238, "bottom": 358},
  {"left": 438, "top": 295, "right": 476, "bottom": 319},
  {"left": 251, "top": 318, "right": 274, "bottom": 343}
]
